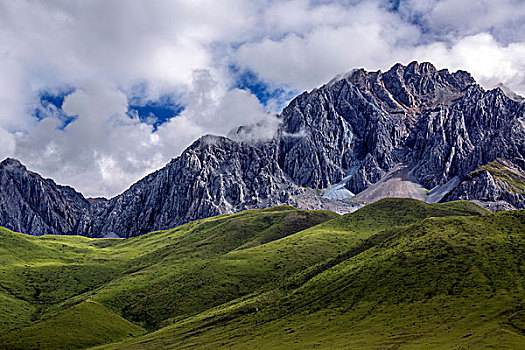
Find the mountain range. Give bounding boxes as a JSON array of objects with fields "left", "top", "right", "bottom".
[{"left": 1, "top": 61, "right": 524, "bottom": 237}]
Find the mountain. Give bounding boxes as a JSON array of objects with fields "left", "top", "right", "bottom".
[
  {"left": 0, "top": 158, "right": 90, "bottom": 234},
  {"left": 277, "top": 61, "right": 476, "bottom": 192},
  {"left": 0, "top": 61, "right": 523, "bottom": 237},
  {"left": 276, "top": 61, "right": 524, "bottom": 201},
  {"left": 80, "top": 137, "right": 307, "bottom": 237},
  {"left": 1, "top": 199, "right": 523, "bottom": 349}
]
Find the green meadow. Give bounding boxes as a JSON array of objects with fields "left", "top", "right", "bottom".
[{"left": 0, "top": 199, "right": 523, "bottom": 349}]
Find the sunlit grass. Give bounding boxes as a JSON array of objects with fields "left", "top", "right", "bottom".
[{"left": 0, "top": 199, "right": 523, "bottom": 349}]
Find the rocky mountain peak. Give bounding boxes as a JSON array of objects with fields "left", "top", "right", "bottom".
[
  {"left": 79, "top": 133, "right": 300, "bottom": 237},
  {"left": 0, "top": 157, "right": 90, "bottom": 235},
  {"left": 337, "top": 61, "right": 476, "bottom": 122},
  {"left": 277, "top": 62, "right": 482, "bottom": 192},
  {"left": 0, "top": 62, "right": 522, "bottom": 237},
  {"left": 0, "top": 157, "right": 28, "bottom": 173},
  {"left": 406, "top": 61, "right": 435, "bottom": 75}
]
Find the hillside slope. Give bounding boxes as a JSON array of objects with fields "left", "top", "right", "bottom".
[
  {"left": 97, "top": 206, "right": 525, "bottom": 350},
  {"left": 0, "top": 206, "right": 337, "bottom": 348},
  {"left": 3, "top": 199, "right": 522, "bottom": 349}
]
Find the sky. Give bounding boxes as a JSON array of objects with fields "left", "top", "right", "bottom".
[{"left": 1, "top": 0, "right": 524, "bottom": 198}]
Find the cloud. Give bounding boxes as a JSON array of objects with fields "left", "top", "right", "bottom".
[
  {"left": 228, "top": 115, "right": 282, "bottom": 143},
  {"left": 408, "top": 33, "right": 525, "bottom": 95},
  {"left": 13, "top": 79, "right": 159, "bottom": 197},
  {"left": 0, "top": 0, "right": 269, "bottom": 196},
  {"left": 399, "top": 0, "right": 525, "bottom": 43},
  {"left": 181, "top": 70, "right": 267, "bottom": 135},
  {"left": 0, "top": 128, "right": 15, "bottom": 161},
  {"left": 236, "top": 1, "right": 422, "bottom": 90},
  {"left": 237, "top": 24, "right": 394, "bottom": 90},
  {"left": 0, "top": 0, "right": 262, "bottom": 105},
  {"left": 154, "top": 69, "right": 269, "bottom": 155}
]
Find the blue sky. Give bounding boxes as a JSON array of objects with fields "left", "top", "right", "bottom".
[{"left": 1, "top": 0, "right": 524, "bottom": 197}]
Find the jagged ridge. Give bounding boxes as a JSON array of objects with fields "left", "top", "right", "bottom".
[
  {"left": 0, "top": 158, "right": 90, "bottom": 234},
  {"left": 0, "top": 61, "right": 523, "bottom": 237}
]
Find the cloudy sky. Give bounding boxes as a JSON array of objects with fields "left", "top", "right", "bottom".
[{"left": 1, "top": 0, "right": 524, "bottom": 197}]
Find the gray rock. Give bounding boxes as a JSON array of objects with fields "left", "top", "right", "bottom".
[
  {"left": 277, "top": 61, "right": 476, "bottom": 194},
  {"left": 445, "top": 160, "right": 525, "bottom": 209},
  {"left": 408, "top": 86, "right": 525, "bottom": 189},
  {"left": 0, "top": 158, "right": 91, "bottom": 235},
  {"left": 80, "top": 135, "right": 305, "bottom": 237}
]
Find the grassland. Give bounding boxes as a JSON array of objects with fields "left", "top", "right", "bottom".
[{"left": 0, "top": 199, "right": 523, "bottom": 349}]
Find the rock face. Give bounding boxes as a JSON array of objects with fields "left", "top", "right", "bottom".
[
  {"left": 0, "top": 61, "right": 523, "bottom": 237},
  {"left": 80, "top": 136, "right": 303, "bottom": 237},
  {"left": 408, "top": 87, "right": 525, "bottom": 189},
  {"left": 445, "top": 159, "right": 525, "bottom": 209},
  {"left": 278, "top": 61, "right": 476, "bottom": 193},
  {"left": 0, "top": 158, "right": 90, "bottom": 234}
]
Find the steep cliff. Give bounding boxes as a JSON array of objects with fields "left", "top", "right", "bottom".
[
  {"left": 0, "top": 158, "right": 90, "bottom": 234},
  {"left": 81, "top": 136, "right": 304, "bottom": 237},
  {"left": 278, "top": 61, "right": 477, "bottom": 193}
]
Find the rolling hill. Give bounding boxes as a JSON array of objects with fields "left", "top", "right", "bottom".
[{"left": 0, "top": 198, "right": 522, "bottom": 349}]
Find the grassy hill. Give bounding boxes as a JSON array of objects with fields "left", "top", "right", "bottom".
[
  {"left": 0, "top": 199, "right": 523, "bottom": 349},
  {"left": 0, "top": 206, "right": 337, "bottom": 348}
]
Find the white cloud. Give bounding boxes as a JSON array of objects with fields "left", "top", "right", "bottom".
[
  {"left": 237, "top": 24, "right": 393, "bottom": 90},
  {"left": 0, "top": 128, "right": 15, "bottom": 161},
  {"left": 408, "top": 34, "right": 525, "bottom": 95},
  {"left": 399, "top": 0, "right": 525, "bottom": 43},
  {"left": 0, "top": 0, "right": 267, "bottom": 196},
  {"left": 236, "top": 2, "right": 525, "bottom": 95},
  {"left": 13, "top": 79, "right": 160, "bottom": 197},
  {"left": 154, "top": 69, "right": 269, "bottom": 157},
  {"left": 235, "top": 1, "right": 423, "bottom": 90}
]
